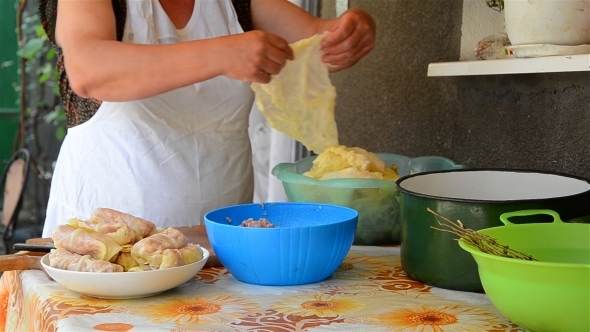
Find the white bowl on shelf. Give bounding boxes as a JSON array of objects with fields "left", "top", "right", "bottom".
[{"left": 504, "top": 0, "right": 590, "bottom": 46}]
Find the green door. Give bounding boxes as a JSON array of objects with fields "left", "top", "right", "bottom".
[{"left": 0, "top": 0, "right": 21, "bottom": 168}]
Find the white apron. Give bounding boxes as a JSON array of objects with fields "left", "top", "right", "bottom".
[{"left": 43, "top": 0, "right": 255, "bottom": 237}]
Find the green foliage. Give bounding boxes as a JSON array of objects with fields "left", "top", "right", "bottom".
[
  {"left": 16, "top": 10, "right": 65, "bottom": 142},
  {"left": 43, "top": 105, "right": 67, "bottom": 140}
]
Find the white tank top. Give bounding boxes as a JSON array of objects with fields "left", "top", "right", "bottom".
[{"left": 43, "top": 0, "right": 255, "bottom": 237}]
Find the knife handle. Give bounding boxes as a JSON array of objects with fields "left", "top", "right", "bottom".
[{"left": 13, "top": 243, "right": 55, "bottom": 252}]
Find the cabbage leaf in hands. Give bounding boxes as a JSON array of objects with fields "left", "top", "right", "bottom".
[{"left": 251, "top": 33, "right": 338, "bottom": 154}]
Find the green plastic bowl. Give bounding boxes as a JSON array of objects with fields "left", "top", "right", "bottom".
[
  {"left": 271, "top": 153, "right": 464, "bottom": 245},
  {"left": 459, "top": 209, "right": 590, "bottom": 332}
]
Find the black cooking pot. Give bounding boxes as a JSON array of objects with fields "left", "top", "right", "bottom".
[{"left": 395, "top": 169, "right": 590, "bottom": 292}]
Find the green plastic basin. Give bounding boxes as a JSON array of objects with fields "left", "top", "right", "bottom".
[
  {"left": 272, "top": 153, "right": 464, "bottom": 245},
  {"left": 459, "top": 209, "right": 590, "bottom": 332}
]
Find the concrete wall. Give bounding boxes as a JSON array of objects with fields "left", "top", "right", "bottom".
[{"left": 321, "top": 0, "right": 590, "bottom": 180}]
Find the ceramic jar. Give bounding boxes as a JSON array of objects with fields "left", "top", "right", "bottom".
[{"left": 504, "top": 0, "right": 590, "bottom": 45}]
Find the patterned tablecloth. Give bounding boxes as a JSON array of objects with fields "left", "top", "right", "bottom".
[{"left": 0, "top": 246, "right": 523, "bottom": 331}]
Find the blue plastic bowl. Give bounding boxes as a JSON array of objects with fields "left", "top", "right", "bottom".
[{"left": 204, "top": 202, "right": 358, "bottom": 286}]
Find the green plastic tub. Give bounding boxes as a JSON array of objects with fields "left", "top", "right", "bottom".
[
  {"left": 271, "top": 153, "right": 464, "bottom": 245},
  {"left": 459, "top": 209, "right": 590, "bottom": 332}
]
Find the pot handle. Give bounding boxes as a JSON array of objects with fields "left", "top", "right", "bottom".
[{"left": 499, "top": 209, "right": 564, "bottom": 226}]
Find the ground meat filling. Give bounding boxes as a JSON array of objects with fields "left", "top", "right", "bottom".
[{"left": 240, "top": 218, "right": 275, "bottom": 228}]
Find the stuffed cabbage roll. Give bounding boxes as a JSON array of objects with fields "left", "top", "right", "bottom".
[
  {"left": 67, "top": 217, "right": 135, "bottom": 246},
  {"left": 52, "top": 225, "right": 122, "bottom": 262},
  {"left": 180, "top": 244, "right": 204, "bottom": 264},
  {"left": 90, "top": 208, "right": 158, "bottom": 242},
  {"left": 130, "top": 227, "right": 189, "bottom": 265},
  {"left": 127, "top": 265, "right": 152, "bottom": 272},
  {"left": 159, "top": 249, "right": 182, "bottom": 269},
  {"left": 159, "top": 244, "right": 204, "bottom": 269},
  {"left": 48, "top": 248, "right": 124, "bottom": 272},
  {"left": 114, "top": 251, "right": 140, "bottom": 271}
]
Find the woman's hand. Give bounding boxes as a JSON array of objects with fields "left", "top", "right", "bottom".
[
  {"left": 320, "top": 8, "right": 376, "bottom": 73},
  {"left": 220, "top": 31, "right": 294, "bottom": 84},
  {"left": 250, "top": 1, "right": 376, "bottom": 74}
]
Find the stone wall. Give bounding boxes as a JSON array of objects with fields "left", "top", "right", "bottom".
[{"left": 321, "top": 0, "right": 590, "bottom": 179}]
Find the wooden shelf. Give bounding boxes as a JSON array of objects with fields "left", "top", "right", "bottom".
[{"left": 427, "top": 54, "right": 590, "bottom": 77}]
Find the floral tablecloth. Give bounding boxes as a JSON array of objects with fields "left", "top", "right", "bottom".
[{"left": 0, "top": 246, "right": 523, "bottom": 331}]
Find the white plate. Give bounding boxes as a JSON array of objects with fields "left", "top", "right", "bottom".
[{"left": 41, "top": 248, "right": 209, "bottom": 299}]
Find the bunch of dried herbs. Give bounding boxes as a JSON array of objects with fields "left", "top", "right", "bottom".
[{"left": 428, "top": 208, "right": 536, "bottom": 261}]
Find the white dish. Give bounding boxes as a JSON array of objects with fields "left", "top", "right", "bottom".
[{"left": 41, "top": 247, "right": 209, "bottom": 299}]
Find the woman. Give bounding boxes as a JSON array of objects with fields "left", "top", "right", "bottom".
[{"left": 40, "top": 0, "right": 376, "bottom": 237}]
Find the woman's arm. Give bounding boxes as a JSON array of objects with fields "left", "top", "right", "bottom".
[
  {"left": 250, "top": 0, "right": 322, "bottom": 43},
  {"left": 55, "top": 0, "right": 293, "bottom": 101},
  {"left": 55, "top": 0, "right": 374, "bottom": 101},
  {"left": 251, "top": 0, "right": 376, "bottom": 72}
]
